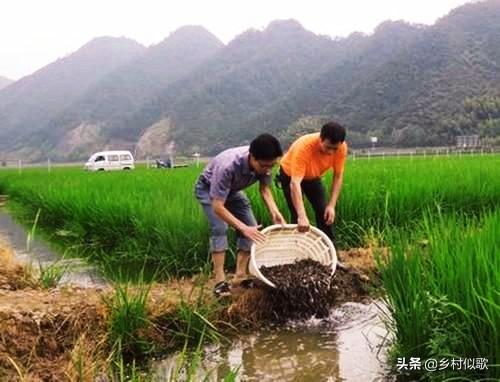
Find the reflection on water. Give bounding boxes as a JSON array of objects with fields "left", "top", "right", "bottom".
[
  {"left": 0, "top": 209, "right": 106, "bottom": 288},
  {"left": 155, "top": 302, "right": 391, "bottom": 381}
]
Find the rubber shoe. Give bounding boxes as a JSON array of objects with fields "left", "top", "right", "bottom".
[{"left": 213, "top": 281, "right": 231, "bottom": 298}]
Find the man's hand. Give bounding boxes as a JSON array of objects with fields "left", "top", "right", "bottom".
[
  {"left": 271, "top": 211, "right": 286, "bottom": 226},
  {"left": 297, "top": 215, "right": 310, "bottom": 232},
  {"left": 241, "top": 224, "right": 266, "bottom": 243},
  {"left": 324, "top": 205, "right": 335, "bottom": 225}
]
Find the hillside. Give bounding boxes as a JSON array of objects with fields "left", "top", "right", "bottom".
[
  {"left": 245, "top": 0, "right": 500, "bottom": 148},
  {"left": 39, "top": 26, "right": 224, "bottom": 159},
  {"left": 1, "top": 0, "right": 500, "bottom": 160},
  {"left": 0, "top": 37, "right": 146, "bottom": 158}
]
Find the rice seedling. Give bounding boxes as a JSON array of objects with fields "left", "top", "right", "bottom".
[
  {"left": 379, "top": 210, "right": 500, "bottom": 381},
  {"left": 104, "top": 278, "right": 154, "bottom": 361},
  {"left": 112, "top": 355, "right": 152, "bottom": 382},
  {"left": 0, "top": 156, "right": 498, "bottom": 280},
  {"left": 165, "top": 331, "right": 241, "bottom": 382},
  {"left": 25, "top": 208, "right": 41, "bottom": 253},
  {"left": 37, "top": 260, "right": 68, "bottom": 289},
  {"left": 160, "top": 284, "right": 225, "bottom": 348}
]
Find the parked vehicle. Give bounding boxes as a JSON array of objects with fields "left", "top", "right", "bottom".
[
  {"left": 154, "top": 158, "right": 188, "bottom": 169},
  {"left": 84, "top": 151, "right": 134, "bottom": 171}
]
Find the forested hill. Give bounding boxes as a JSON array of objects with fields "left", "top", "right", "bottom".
[{"left": 1, "top": 0, "right": 499, "bottom": 161}]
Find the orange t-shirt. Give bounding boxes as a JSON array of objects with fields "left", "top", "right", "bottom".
[{"left": 280, "top": 133, "right": 347, "bottom": 179}]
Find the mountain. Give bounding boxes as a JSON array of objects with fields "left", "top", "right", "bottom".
[
  {"left": 125, "top": 0, "right": 500, "bottom": 154},
  {"left": 0, "top": 37, "right": 146, "bottom": 157},
  {"left": 36, "top": 26, "right": 224, "bottom": 159},
  {"left": 241, "top": 20, "right": 425, "bottom": 146},
  {"left": 0, "top": 76, "right": 13, "bottom": 91},
  {"left": 2, "top": 0, "right": 500, "bottom": 161},
  {"left": 245, "top": 0, "right": 500, "bottom": 147},
  {"left": 124, "top": 19, "right": 357, "bottom": 154}
]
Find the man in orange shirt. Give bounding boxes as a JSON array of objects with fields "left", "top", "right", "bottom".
[{"left": 277, "top": 121, "right": 347, "bottom": 244}]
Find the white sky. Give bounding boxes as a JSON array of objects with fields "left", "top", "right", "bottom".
[{"left": 1, "top": 0, "right": 471, "bottom": 80}]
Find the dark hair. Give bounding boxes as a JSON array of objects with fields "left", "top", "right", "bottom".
[
  {"left": 320, "top": 121, "right": 346, "bottom": 143},
  {"left": 249, "top": 134, "right": 283, "bottom": 160}
]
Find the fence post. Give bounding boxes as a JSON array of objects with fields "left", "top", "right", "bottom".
[
  {"left": 47, "top": 158, "right": 51, "bottom": 173},
  {"left": 18, "top": 160, "right": 22, "bottom": 174}
]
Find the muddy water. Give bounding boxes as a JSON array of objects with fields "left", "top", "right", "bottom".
[
  {"left": 0, "top": 209, "right": 106, "bottom": 288},
  {"left": 154, "top": 301, "right": 392, "bottom": 381}
]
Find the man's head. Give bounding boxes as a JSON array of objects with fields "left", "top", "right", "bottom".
[
  {"left": 249, "top": 134, "right": 283, "bottom": 175},
  {"left": 319, "top": 121, "right": 346, "bottom": 154}
]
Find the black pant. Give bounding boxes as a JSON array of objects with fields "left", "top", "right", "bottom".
[{"left": 277, "top": 167, "right": 335, "bottom": 243}]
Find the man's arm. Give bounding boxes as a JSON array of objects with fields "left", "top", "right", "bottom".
[
  {"left": 324, "top": 171, "right": 344, "bottom": 225},
  {"left": 290, "top": 175, "right": 310, "bottom": 232},
  {"left": 259, "top": 183, "right": 286, "bottom": 225},
  {"left": 212, "top": 198, "right": 265, "bottom": 243}
]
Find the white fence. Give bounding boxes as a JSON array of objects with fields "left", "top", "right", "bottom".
[
  {"left": 350, "top": 146, "right": 500, "bottom": 160},
  {"left": 1, "top": 147, "right": 499, "bottom": 171}
]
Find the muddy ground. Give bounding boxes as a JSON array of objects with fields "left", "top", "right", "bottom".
[{"left": 0, "top": 239, "right": 383, "bottom": 381}]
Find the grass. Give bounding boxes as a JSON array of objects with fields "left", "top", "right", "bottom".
[
  {"left": 37, "top": 260, "right": 67, "bottom": 288},
  {"left": 0, "top": 156, "right": 498, "bottom": 279},
  {"left": 25, "top": 208, "right": 41, "bottom": 253},
  {"left": 164, "top": 287, "right": 225, "bottom": 347},
  {"left": 0, "top": 155, "right": 498, "bottom": 380},
  {"left": 104, "top": 279, "right": 154, "bottom": 361},
  {"left": 379, "top": 210, "right": 500, "bottom": 380},
  {"left": 165, "top": 331, "right": 240, "bottom": 382}
]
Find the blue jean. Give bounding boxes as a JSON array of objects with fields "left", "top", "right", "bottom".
[{"left": 194, "top": 181, "right": 257, "bottom": 252}]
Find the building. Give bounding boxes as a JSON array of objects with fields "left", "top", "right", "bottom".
[{"left": 456, "top": 135, "right": 480, "bottom": 148}]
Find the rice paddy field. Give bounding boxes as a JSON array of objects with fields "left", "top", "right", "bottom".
[{"left": 0, "top": 154, "right": 499, "bottom": 380}]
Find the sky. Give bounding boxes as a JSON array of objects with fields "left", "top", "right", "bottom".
[{"left": 1, "top": 0, "right": 471, "bottom": 80}]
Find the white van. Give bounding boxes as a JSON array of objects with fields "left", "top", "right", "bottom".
[{"left": 84, "top": 150, "right": 135, "bottom": 171}]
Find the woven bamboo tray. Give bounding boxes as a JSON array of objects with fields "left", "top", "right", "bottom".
[{"left": 249, "top": 224, "right": 337, "bottom": 288}]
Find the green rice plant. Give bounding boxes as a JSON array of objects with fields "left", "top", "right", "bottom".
[
  {"left": 25, "top": 208, "right": 41, "bottom": 253},
  {"left": 379, "top": 210, "right": 500, "bottom": 381},
  {"left": 166, "top": 331, "right": 240, "bottom": 382},
  {"left": 0, "top": 156, "right": 498, "bottom": 279},
  {"left": 221, "top": 366, "right": 240, "bottom": 382},
  {"left": 168, "top": 331, "right": 206, "bottom": 382},
  {"left": 37, "top": 260, "right": 68, "bottom": 289},
  {"left": 170, "top": 302, "right": 221, "bottom": 345},
  {"left": 104, "top": 277, "right": 154, "bottom": 361},
  {"left": 164, "top": 285, "right": 224, "bottom": 347},
  {"left": 112, "top": 353, "right": 152, "bottom": 382}
]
